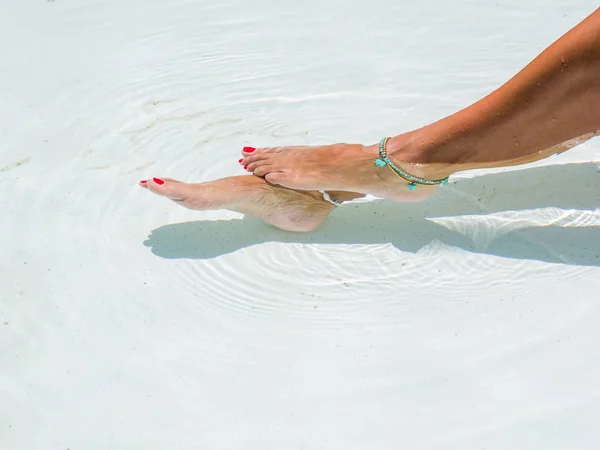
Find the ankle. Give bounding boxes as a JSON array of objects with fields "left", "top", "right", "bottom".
[{"left": 384, "top": 129, "right": 464, "bottom": 180}]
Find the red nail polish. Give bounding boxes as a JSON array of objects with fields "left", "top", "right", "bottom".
[
  {"left": 244, "top": 165, "right": 248, "bottom": 170},
  {"left": 243, "top": 146, "right": 256, "bottom": 153},
  {"left": 140, "top": 180, "right": 147, "bottom": 184},
  {"left": 238, "top": 159, "right": 243, "bottom": 163},
  {"left": 153, "top": 177, "right": 165, "bottom": 185}
]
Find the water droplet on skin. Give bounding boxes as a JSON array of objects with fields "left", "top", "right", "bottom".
[
  {"left": 513, "top": 136, "right": 519, "bottom": 147},
  {"left": 551, "top": 116, "right": 557, "bottom": 122}
]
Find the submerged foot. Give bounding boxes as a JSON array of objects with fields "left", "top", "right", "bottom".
[{"left": 139, "top": 176, "right": 335, "bottom": 232}]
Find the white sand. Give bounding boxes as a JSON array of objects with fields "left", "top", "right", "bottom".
[{"left": 2, "top": 1, "right": 600, "bottom": 449}]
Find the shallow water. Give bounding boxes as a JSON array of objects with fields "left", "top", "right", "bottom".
[{"left": 2, "top": 1, "right": 600, "bottom": 449}]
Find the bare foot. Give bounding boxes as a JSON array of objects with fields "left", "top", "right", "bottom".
[
  {"left": 139, "top": 176, "right": 336, "bottom": 232},
  {"left": 239, "top": 140, "right": 441, "bottom": 202},
  {"left": 240, "top": 143, "right": 387, "bottom": 192}
]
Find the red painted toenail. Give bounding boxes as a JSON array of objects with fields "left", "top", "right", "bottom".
[
  {"left": 238, "top": 159, "right": 243, "bottom": 163},
  {"left": 140, "top": 180, "right": 147, "bottom": 184},
  {"left": 153, "top": 178, "right": 165, "bottom": 185},
  {"left": 243, "top": 146, "right": 256, "bottom": 153},
  {"left": 243, "top": 165, "right": 248, "bottom": 170}
]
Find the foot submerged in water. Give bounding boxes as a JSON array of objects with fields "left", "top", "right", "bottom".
[{"left": 139, "top": 175, "right": 335, "bottom": 232}]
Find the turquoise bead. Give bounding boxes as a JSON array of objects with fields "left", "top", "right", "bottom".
[
  {"left": 374, "top": 159, "right": 387, "bottom": 167},
  {"left": 407, "top": 183, "right": 416, "bottom": 190}
]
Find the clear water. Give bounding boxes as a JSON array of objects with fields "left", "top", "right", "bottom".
[{"left": 2, "top": 1, "right": 600, "bottom": 449}]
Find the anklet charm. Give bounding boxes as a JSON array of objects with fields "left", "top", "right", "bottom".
[{"left": 374, "top": 137, "right": 449, "bottom": 189}]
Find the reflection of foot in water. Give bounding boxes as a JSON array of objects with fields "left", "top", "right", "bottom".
[{"left": 140, "top": 175, "right": 340, "bottom": 232}]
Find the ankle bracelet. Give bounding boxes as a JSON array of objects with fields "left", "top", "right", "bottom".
[{"left": 374, "top": 137, "right": 449, "bottom": 190}]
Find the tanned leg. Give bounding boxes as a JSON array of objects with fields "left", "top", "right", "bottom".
[{"left": 240, "top": 8, "right": 600, "bottom": 193}]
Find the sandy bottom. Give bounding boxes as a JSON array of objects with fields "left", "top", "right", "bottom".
[{"left": 2, "top": 0, "right": 600, "bottom": 449}]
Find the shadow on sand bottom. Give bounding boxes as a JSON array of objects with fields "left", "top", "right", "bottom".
[{"left": 144, "top": 162, "right": 600, "bottom": 266}]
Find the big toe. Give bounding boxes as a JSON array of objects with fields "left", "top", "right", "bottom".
[
  {"left": 241, "top": 146, "right": 258, "bottom": 156},
  {"left": 143, "top": 177, "right": 189, "bottom": 201}
]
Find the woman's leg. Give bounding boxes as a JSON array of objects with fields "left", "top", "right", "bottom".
[{"left": 240, "top": 8, "right": 600, "bottom": 192}]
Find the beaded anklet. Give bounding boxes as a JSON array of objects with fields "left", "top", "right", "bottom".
[{"left": 374, "top": 137, "right": 449, "bottom": 190}]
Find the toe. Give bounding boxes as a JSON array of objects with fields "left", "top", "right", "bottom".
[
  {"left": 145, "top": 177, "right": 189, "bottom": 201},
  {"left": 264, "top": 172, "right": 288, "bottom": 186},
  {"left": 246, "top": 158, "right": 271, "bottom": 172},
  {"left": 241, "top": 146, "right": 282, "bottom": 157},
  {"left": 241, "top": 146, "right": 259, "bottom": 156},
  {"left": 253, "top": 164, "right": 274, "bottom": 177},
  {"left": 241, "top": 153, "right": 270, "bottom": 166}
]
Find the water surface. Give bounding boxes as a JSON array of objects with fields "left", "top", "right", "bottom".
[{"left": 1, "top": 1, "right": 600, "bottom": 449}]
